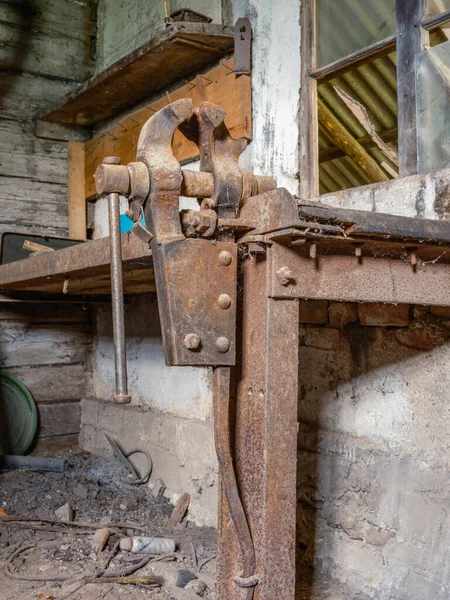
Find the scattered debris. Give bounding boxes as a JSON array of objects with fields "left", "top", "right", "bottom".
[
  {"left": 167, "top": 493, "right": 190, "bottom": 527},
  {"left": 152, "top": 477, "right": 167, "bottom": 498},
  {"left": 0, "top": 453, "right": 216, "bottom": 600},
  {"left": 92, "top": 527, "right": 110, "bottom": 554},
  {"left": 185, "top": 578, "right": 207, "bottom": 595},
  {"left": 74, "top": 483, "right": 88, "bottom": 500},
  {"left": 54, "top": 502, "right": 73, "bottom": 522}
]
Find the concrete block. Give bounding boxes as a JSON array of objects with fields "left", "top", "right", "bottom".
[
  {"left": 305, "top": 327, "right": 341, "bottom": 350},
  {"left": 298, "top": 300, "right": 329, "bottom": 324},
  {"left": 79, "top": 398, "right": 218, "bottom": 526},
  {"left": 357, "top": 303, "right": 410, "bottom": 327}
]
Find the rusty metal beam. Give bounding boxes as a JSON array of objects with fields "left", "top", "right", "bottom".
[
  {"left": 217, "top": 252, "right": 299, "bottom": 599},
  {"left": 269, "top": 243, "right": 450, "bottom": 306}
]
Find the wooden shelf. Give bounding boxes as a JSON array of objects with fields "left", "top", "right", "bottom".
[
  {"left": 0, "top": 235, "right": 154, "bottom": 297},
  {"left": 41, "top": 23, "right": 234, "bottom": 127}
]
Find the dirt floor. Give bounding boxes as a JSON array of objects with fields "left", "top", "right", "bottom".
[{"left": 0, "top": 451, "right": 217, "bottom": 600}]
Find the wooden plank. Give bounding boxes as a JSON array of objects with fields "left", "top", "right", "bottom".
[
  {"left": 0, "top": 323, "right": 90, "bottom": 368},
  {"left": 35, "top": 120, "right": 91, "bottom": 142},
  {"left": 0, "top": 0, "right": 95, "bottom": 81},
  {"left": 0, "top": 195, "right": 68, "bottom": 232},
  {"left": 0, "top": 303, "right": 88, "bottom": 323},
  {"left": 319, "top": 127, "right": 398, "bottom": 162},
  {"left": 38, "top": 402, "right": 81, "bottom": 437},
  {"left": 0, "top": 234, "right": 152, "bottom": 292},
  {"left": 0, "top": 73, "right": 78, "bottom": 121},
  {"left": 3, "top": 363, "right": 88, "bottom": 402},
  {"left": 68, "top": 142, "right": 86, "bottom": 239},
  {"left": 42, "top": 23, "right": 235, "bottom": 126},
  {"left": 299, "top": 0, "right": 319, "bottom": 199},
  {"left": 317, "top": 99, "right": 389, "bottom": 183},
  {"left": 84, "top": 58, "right": 251, "bottom": 198},
  {"left": 0, "top": 120, "right": 68, "bottom": 184},
  {"left": 396, "top": 0, "right": 429, "bottom": 177}
]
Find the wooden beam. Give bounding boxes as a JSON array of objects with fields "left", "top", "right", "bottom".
[
  {"left": 41, "top": 23, "right": 234, "bottom": 127},
  {"left": 84, "top": 58, "right": 251, "bottom": 199},
  {"left": 299, "top": 0, "right": 319, "bottom": 199},
  {"left": 0, "top": 234, "right": 152, "bottom": 295},
  {"left": 317, "top": 99, "right": 389, "bottom": 183},
  {"left": 68, "top": 142, "right": 86, "bottom": 239},
  {"left": 35, "top": 120, "right": 91, "bottom": 142},
  {"left": 396, "top": 0, "right": 429, "bottom": 176},
  {"left": 319, "top": 127, "right": 398, "bottom": 163}
]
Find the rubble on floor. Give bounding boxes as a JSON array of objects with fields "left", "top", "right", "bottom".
[{"left": 0, "top": 452, "right": 216, "bottom": 600}]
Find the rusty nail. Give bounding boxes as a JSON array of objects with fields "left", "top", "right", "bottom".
[
  {"left": 103, "top": 156, "right": 121, "bottom": 165},
  {"left": 218, "top": 250, "right": 232, "bottom": 266},
  {"left": 215, "top": 337, "right": 230, "bottom": 353},
  {"left": 309, "top": 242, "right": 317, "bottom": 259},
  {"left": 276, "top": 266, "right": 295, "bottom": 287},
  {"left": 218, "top": 294, "right": 232, "bottom": 310},
  {"left": 184, "top": 333, "right": 201, "bottom": 350}
]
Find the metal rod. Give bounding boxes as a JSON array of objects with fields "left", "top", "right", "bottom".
[
  {"left": 107, "top": 187, "right": 131, "bottom": 404},
  {"left": 0, "top": 455, "right": 67, "bottom": 472}
]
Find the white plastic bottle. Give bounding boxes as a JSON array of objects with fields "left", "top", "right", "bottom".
[{"left": 119, "top": 536, "right": 176, "bottom": 554}]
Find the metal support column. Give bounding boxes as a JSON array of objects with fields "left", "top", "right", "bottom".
[{"left": 216, "top": 248, "right": 299, "bottom": 599}]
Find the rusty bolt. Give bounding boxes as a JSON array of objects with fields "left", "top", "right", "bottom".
[
  {"left": 103, "top": 156, "right": 121, "bottom": 165},
  {"left": 218, "top": 293, "right": 232, "bottom": 310},
  {"left": 276, "top": 266, "right": 295, "bottom": 287},
  {"left": 215, "top": 336, "right": 230, "bottom": 353},
  {"left": 184, "top": 333, "right": 201, "bottom": 350},
  {"left": 218, "top": 250, "right": 232, "bottom": 266}
]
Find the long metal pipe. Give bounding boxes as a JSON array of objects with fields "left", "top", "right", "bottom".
[{"left": 107, "top": 185, "right": 131, "bottom": 404}]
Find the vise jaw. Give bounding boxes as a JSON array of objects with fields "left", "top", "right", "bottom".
[{"left": 95, "top": 98, "right": 297, "bottom": 367}]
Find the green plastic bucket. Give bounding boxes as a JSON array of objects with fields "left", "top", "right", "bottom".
[{"left": 0, "top": 374, "right": 37, "bottom": 455}]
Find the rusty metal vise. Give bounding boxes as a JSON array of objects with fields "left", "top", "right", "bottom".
[{"left": 94, "top": 99, "right": 289, "bottom": 368}]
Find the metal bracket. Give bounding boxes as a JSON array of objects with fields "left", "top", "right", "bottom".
[{"left": 153, "top": 239, "right": 237, "bottom": 366}]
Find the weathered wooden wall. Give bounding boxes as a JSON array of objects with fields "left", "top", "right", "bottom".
[{"left": 0, "top": 0, "right": 96, "bottom": 450}]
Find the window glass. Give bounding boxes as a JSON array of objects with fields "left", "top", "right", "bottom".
[
  {"left": 318, "top": 53, "right": 398, "bottom": 194},
  {"left": 316, "top": 0, "right": 396, "bottom": 68},
  {"left": 416, "top": 40, "right": 450, "bottom": 173},
  {"left": 426, "top": 0, "right": 450, "bottom": 19}
]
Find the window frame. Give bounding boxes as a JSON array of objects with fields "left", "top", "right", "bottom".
[{"left": 299, "top": 0, "right": 450, "bottom": 199}]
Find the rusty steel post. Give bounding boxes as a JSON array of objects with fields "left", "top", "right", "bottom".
[
  {"left": 216, "top": 247, "right": 299, "bottom": 599},
  {"left": 105, "top": 157, "right": 131, "bottom": 405}
]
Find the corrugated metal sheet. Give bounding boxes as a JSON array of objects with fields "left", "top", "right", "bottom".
[{"left": 318, "top": 51, "right": 398, "bottom": 194}]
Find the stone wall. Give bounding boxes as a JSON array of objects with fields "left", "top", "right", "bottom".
[{"left": 296, "top": 300, "right": 450, "bottom": 599}]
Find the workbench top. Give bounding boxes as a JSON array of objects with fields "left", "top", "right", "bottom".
[{"left": 0, "top": 234, "right": 154, "bottom": 300}]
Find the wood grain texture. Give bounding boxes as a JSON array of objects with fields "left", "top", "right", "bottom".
[
  {"left": 299, "top": 0, "right": 319, "bottom": 199},
  {"left": 42, "top": 23, "right": 235, "bottom": 126},
  {"left": 68, "top": 141, "right": 86, "bottom": 239},
  {"left": 84, "top": 58, "right": 251, "bottom": 198},
  {"left": 4, "top": 363, "right": 88, "bottom": 403},
  {"left": 396, "top": 0, "right": 429, "bottom": 176},
  {"left": 0, "top": 0, "right": 95, "bottom": 81}
]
